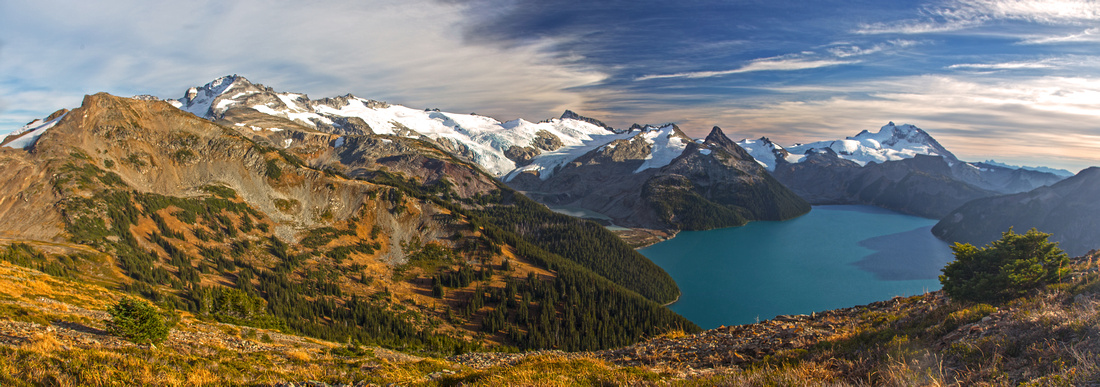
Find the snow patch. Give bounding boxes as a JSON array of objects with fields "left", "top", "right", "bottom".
[
  {"left": 634, "top": 125, "right": 688, "bottom": 173},
  {"left": 736, "top": 138, "right": 787, "bottom": 171},
  {"left": 3, "top": 113, "right": 67, "bottom": 149}
]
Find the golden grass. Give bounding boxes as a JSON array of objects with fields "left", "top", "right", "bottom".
[
  {"left": 656, "top": 328, "right": 688, "bottom": 340},
  {"left": 284, "top": 349, "right": 312, "bottom": 362},
  {"left": 22, "top": 332, "right": 62, "bottom": 353},
  {"left": 440, "top": 354, "right": 664, "bottom": 386}
]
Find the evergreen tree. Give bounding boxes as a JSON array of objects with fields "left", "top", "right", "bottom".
[
  {"left": 940, "top": 228, "right": 1069, "bottom": 303},
  {"left": 107, "top": 297, "right": 174, "bottom": 345}
]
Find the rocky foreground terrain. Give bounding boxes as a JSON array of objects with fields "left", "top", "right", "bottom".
[{"left": 3, "top": 248, "right": 1098, "bottom": 385}]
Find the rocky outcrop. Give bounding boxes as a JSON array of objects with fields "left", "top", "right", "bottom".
[
  {"left": 559, "top": 110, "right": 615, "bottom": 132},
  {"left": 503, "top": 145, "right": 539, "bottom": 166}
]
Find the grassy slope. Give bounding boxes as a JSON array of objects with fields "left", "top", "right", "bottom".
[{"left": 3, "top": 243, "right": 1099, "bottom": 385}]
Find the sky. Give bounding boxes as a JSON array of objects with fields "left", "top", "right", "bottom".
[{"left": 2, "top": 0, "right": 1099, "bottom": 172}]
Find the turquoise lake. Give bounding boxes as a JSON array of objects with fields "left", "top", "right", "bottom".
[{"left": 639, "top": 205, "right": 955, "bottom": 329}]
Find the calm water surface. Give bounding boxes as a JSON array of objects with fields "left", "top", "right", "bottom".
[{"left": 639, "top": 205, "right": 954, "bottom": 329}]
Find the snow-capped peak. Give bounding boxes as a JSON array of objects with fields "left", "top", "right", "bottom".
[
  {"left": 740, "top": 122, "right": 957, "bottom": 169},
  {"left": 168, "top": 75, "right": 245, "bottom": 118}
]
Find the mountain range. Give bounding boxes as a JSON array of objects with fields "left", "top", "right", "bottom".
[{"left": 160, "top": 75, "right": 811, "bottom": 236}]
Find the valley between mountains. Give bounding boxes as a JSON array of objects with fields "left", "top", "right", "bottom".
[{"left": 1, "top": 75, "right": 1098, "bottom": 385}]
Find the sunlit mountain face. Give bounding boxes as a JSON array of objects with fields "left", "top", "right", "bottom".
[{"left": 3, "top": 0, "right": 1099, "bottom": 171}]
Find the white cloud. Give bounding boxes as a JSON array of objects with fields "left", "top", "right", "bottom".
[
  {"left": 636, "top": 58, "right": 855, "bottom": 81},
  {"left": 958, "top": 0, "right": 1100, "bottom": 23},
  {"left": 947, "top": 60, "right": 1056, "bottom": 69},
  {"left": 858, "top": 0, "right": 1100, "bottom": 35},
  {"left": 856, "top": 18, "right": 984, "bottom": 35},
  {"left": 825, "top": 39, "right": 925, "bottom": 58},
  {"left": 637, "top": 38, "right": 922, "bottom": 82},
  {"left": 0, "top": 0, "right": 606, "bottom": 134},
  {"left": 1020, "top": 27, "right": 1100, "bottom": 44}
]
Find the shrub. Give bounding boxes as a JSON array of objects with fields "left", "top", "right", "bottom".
[
  {"left": 940, "top": 228, "right": 1070, "bottom": 304},
  {"left": 107, "top": 297, "right": 174, "bottom": 345},
  {"left": 265, "top": 159, "right": 282, "bottom": 180}
]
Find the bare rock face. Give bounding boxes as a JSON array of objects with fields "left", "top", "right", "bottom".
[
  {"left": 531, "top": 130, "right": 563, "bottom": 151},
  {"left": 559, "top": 110, "right": 614, "bottom": 132},
  {"left": 504, "top": 146, "right": 539, "bottom": 166},
  {"left": 502, "top": 130, "right": 564, "bottom": 166}
]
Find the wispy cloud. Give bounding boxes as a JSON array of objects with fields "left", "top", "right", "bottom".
[
  {"left": 856, "top": 18, "right": 984, "bottom": 35},
  {"left": 636, "top": 38, "right": 921, "bottom": 82},
  {"left": 947, "top": 60, "right": 1056, "bottom": 70},
  {"left": 825, "top": 39, "right": 925, "bottom": 58},
  {"left": 858, "top": 0, "right": 1100, "bottom": 35},
  {"left": 1020, "top": 27, "right": 1100, "bottom": 44},
  {"left": 636, "top": 58, "right": 855, "bottom": 81},
  {"left": 963, "top": 0, "right": 1100, "bottom": 23},
  {"left": 947, "top": 56, "right": 1095, "bottom": 71}
]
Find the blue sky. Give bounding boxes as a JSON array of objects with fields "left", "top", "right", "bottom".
[{"left": 2, "top": 0, "right": 1099, "bottom": 171}]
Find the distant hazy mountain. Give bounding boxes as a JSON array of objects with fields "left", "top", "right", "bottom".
[
  {"left": 977, "top": 160, "right": 1075, "bottom": 178},
  {"left": 933, "top": 167, "right": 1100, "bottom": 256},
  {"left": 737, "top": 123, "right": 1067, "bottom": 218}
]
